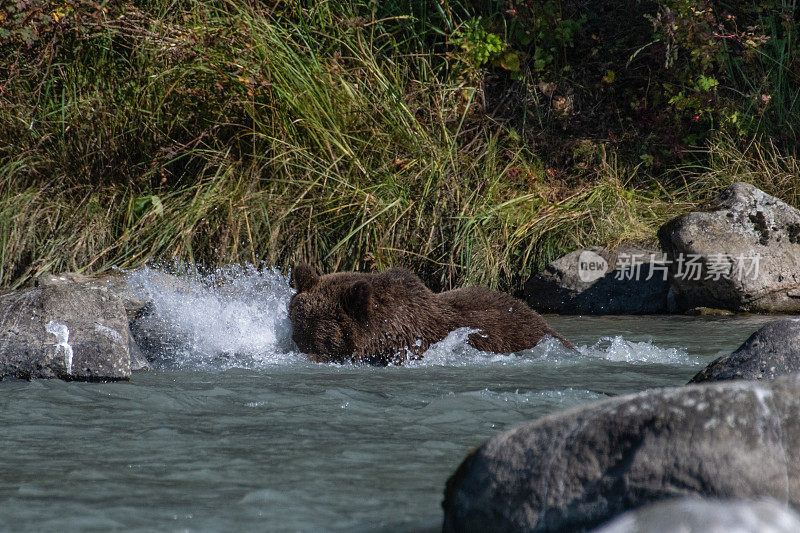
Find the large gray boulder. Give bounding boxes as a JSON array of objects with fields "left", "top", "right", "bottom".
[
  {"left": 690, "top": 318, "right": 800, "bottom": 383},
  {"left": 0, "top": 282, "right": 133, "bottom": 380},
  {"left": 524, "top": 245, "right": 670, "bottom": 314},
  {"left": 443, "top": 375, "right": 800, "bottom": 532},
  {"left": 592, "top": 498, "right": 800, "bottom": 533},
  {"left": 37, "top": 272, "right": 150, "bottom": 371},
  {"left": 658, "top": 182, "right": 800, "bottom": 312},
  {"left": 37, "top": 271, "right": 148, "bottom": 320}
]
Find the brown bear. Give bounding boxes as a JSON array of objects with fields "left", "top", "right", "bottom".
[{"left": 288, "top": 263, "right": 573, "bottom": 365}]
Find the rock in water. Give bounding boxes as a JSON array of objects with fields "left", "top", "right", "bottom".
[
  {"left": 592, "top": 498, "right": 800, "bottom": 533},
  {"left": 128, "top": 335, "right": 150, "bottom": 371},
  {"left": 690, "top": 318, "right": 800, "bottom": 383},
  {"left": 658, "top": 182, "right": 800, "bottom": 313},
  {"left": 0, "top": 282, "right": 133, "bottom": 381},
  {"left": 443, "top": 375, "right": 800, "bottom": 532},
  {"left": 37, "top": 271, "right": 148, "bottom": 320},
  {"left": 524, "top": 245, "right": 670, "bottom": 314}
]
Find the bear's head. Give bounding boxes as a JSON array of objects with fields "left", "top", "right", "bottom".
[{"left": 288, "top": 263, "right": 374, "bottom": 362}]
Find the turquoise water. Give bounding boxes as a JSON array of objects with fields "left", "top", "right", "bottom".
[{"left": 0, "top": 269, "right": 779, "bottom": 531}]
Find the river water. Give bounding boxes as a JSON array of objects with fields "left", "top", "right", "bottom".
[{"left": 0, "top": 268, "right": 783, "bottom": 531}]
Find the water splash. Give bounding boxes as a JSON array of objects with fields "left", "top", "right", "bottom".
[
  {"left": 127, "top": 265, "right": 297, "bottom": 369},
  {"left": 402, "top": 329, "right": 572, "bottom": 368},
  {"left": 578, "top": 335, "right": 699, "bottom": 366},
  {"left": 406, "top": 330, "right": 695, "bottom": 368}
]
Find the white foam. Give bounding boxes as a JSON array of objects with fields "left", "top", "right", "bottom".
[
  {"left": 46, "top": 321, "right": 74, "bottom": 375},
  {"left": 405, "top": 329, "right": 695, "bottom": 368},
  {"left": 401, "top": 329, "right": 572, "bottom": 368},
  {"left": 578, "top": 335, "right": 699, "bottom": 365}
]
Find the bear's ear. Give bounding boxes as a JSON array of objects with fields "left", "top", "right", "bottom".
[
  {"left": 292, "top": 263, "right": 319, "bottom": 293},
  {"left": 342, "top": 280, "right": 372, "bottom": 322}
]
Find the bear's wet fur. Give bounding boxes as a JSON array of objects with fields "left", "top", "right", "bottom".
[{"left": 289, "top": 263, "right": 572, "bottom": 365}]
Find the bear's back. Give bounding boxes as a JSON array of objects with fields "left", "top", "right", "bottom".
[
  {"left": 438, "top": 287, "right": 573, "bottom": 352},
  {"left": 358, "top": 269, "right": 461, "bottom": 363}
]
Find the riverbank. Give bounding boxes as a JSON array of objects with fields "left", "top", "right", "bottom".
[{"left": 1, "top": 0, "right": 798, "bottom": 291}]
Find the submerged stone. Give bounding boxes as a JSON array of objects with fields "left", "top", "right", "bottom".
[{"left": 684, "top": 307, "right": 735, "bottom": 316}]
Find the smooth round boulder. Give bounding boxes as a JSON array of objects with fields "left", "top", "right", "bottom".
[
  {"left": 37, "top": 271, "right": 148, "bottom": 320},
  {"left": 443, "top": 375, "right": 800, "bottom": 532},
  {"left": 690, "top": 318, "right": 800, "bottom": 383}
]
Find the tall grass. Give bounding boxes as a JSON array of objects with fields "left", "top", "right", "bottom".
[
  {"left": 692, "top": 136, "right": 800, "bottom": 206},
  {"left": 0, "top": 0, "right": 797, "bottom": 291}
]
